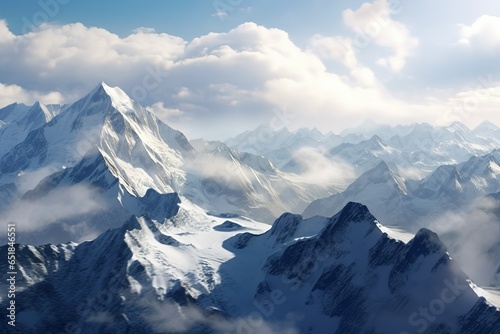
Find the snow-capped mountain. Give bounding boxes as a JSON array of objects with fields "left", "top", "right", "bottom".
[
  {"left": 339, "top": 119, "right": 416, "bottom": 140},
  {"left": 2, "top": 202, "right": 499, "bottom": 333},
  {"left": 225, "top": 124, "right": 343, "bottom": 168},
  {"left": 411, "top": 149, "right": 500, "bottom": 206},
  {"left": 0, "top": 101, "right": 63, "bottom": 160},
  {"left": 473, "top": 121, "right": 500, "bottom": 141},
  {"left": 302, "top": 161, "right": 429, "bottom": 226},
  {"left": 305, "top": 149, "right": 500, "bottom": 227},
  {"left": 0, "top": 83, "right": 337, "bottom": 244},
  {"left": 0, "top": 83, "right": 192, "bottom": 194},
  {"left": 326, "top": 135, "right": 400, "bottom": 174},
  {"left": 326, "top": 122, "right": 500, "bottom": 179},
  {"left": 228, "top": 121, "right": 500, "bottom": 185},
  {"left": 386, "top": 122, "right": 497, "bottom": 167},
  {"left": 11, "top": 145, "right": 182, "bottom": 244},
  {"left": 185, "top": 139, "right": 333, "bottom": 221},
  {"left": 304, "top": 151, "right": 500, "bottom": 287},
  {"left": 2, "top": 82, "right": 500, "bottom": 333}
]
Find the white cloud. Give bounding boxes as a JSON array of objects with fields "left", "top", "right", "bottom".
[
  {"left": 140, "top": 297, "right": 299, "bottom": 334},
  {"left": 147, "top": 102, "right": 183, "bottom": 121},
  {"left": 0, "top": 18, "right": 497, "bottom": 137},
  {"left": 212, "top": 11, "right": 228, "bottom": 19},
  {"left": 0, "top": 82, "right": 64, "bottom": 106},
  {"left": 342, "top": 0, "right": 418, "bottom": 72},
  {"left": 309, "top": 35, "right": 357, "bottom": 68},
  {"left": 427, "top": 198, "right": 500, "bottom": 286},
  {"left": 0, "top": 19, "right": 15, "bottom": 42},
  {"left": 309, "top": 34, "right": 377, "bottom": 86},
  {"left": 132, "top": 27, "right": 156, "bottom": 34},
  {"left": 458, "top": 15, "right": 500, "bottom": 50},
  {"left": 0, "top": 20, "right": 185, "bottom": 99},
  {"left": 288, "top": 147, "right": 356, "bottom": 188},
  {"left": 0, "top": 185, "right": 105, "bottom": 233},
  {"left": 438, "top": 74, "right": 500, "bottom": 127}
]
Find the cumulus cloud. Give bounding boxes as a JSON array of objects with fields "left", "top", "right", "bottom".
[
  {"left": 0, "top": 82, "right": 64, "bottom": 107},
  {"left": 0, "top": 20, "right": 185, "bottom": 98},
  {"left": 0, "top": 14, "right": 497, "bottom": 138},
  {"left": 342, "top": 0, "right": 418, "bottom": 72},
  {"left": 308, "top": 34, "right": 377, "bottom": 86},
  {"left": 458, "top": 15, "right": 500, "bottom": 51}
]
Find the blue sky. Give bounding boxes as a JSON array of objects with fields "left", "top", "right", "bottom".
[
  {"left": 3, "top": 1, "right": 496, "bottom": 44},
  {"left": 1, "top": 1, "right": 362, "bottom": 40},
  {"left": 0, "top": 0, "right": 499, "bottom": 138}
]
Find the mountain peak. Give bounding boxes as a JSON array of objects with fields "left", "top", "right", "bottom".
[
  {"left": 474, "top": 120, "right": 500, "bottom": 132},
  {"left": 448, "top": 121, "right": 470, "bottom": 132},
  {"left": 365, "top": 134, "right": 385, "bottom": 148},
  {"left": 86, "top": 82, "right": 135, "bottom": 114},
  {"left": 267, "top": 212, "right": 303, "bottom": 243},
  {"left": 255, "top": 122, "right": 291, "bottom": 134},
  {"left": 317, "top": 202, "right": 376, "bottom": 244},
  {"left": 339, "top": 201, "right": 371, "bottom": 217},
  {"left": 372, "top": 160, "right": 390, "bottom": 172},
  {"left": 407, "top": 228, "right": 447, "bottom": 257},
  {"left": 357, "top": 160, "right": 408, "bottom": 194}
]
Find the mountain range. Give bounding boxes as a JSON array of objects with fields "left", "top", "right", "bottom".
[
  {"left": 1, "top": 201, "right": 499, "bottom": 333},
  {"left": 1, "top": 83, "right": 499, "bottom": 333}
]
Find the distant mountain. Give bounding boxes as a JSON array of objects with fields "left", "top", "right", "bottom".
[
  {"left": 183, "top": 138, "right": 333, "bottom": 222},
  {"left": 326, "top": 135, "right": 399, "bottom": 174},
  {"left": 413, "top": 149, "right": 500, "bottom": 205},
  {"left": 0, "top": 101, "right": 63, "bottom": 159},
  {"left": 225, "top": 124, "right": 344, "bottom": 168},
  {"left": 326, "top": 122, "right": 500, "bottom": 178},
  {"left": 339, "top": 119, "right": 416, "bottom": 139},
  {"left": 2, "top": 202, "right": 498, "bottom": 333},
  {"left": 228, "top": 120, "right": 500, "bottom": 183},
  {"left": 303, "top": 161, "right": 428, "bottom": 225},
  {"left": 304, "top": 149, "right": 500, "bottom": 227},
  {"left": 473, "top": 121, "right": 500, "bottom": 142}
]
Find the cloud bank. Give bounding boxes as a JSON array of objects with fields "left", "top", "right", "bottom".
[{"left": 0, "top": 7, "right": 499, "bottom": 138}]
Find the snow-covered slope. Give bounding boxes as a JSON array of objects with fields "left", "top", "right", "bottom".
[
  {"left": 185, "top": 139, "right": 334, "bottom": 221},
  {"left": 5, "top": 145, "right": 181, "bottom": 244},
  {"left": 1, "top": 202, "right": 498, "bottom": 333},
  {"left": 326, "top": 135, "right": 400, "bottom": 174},
  {"left": 326, "top": 122, "right": 500, "bottom": 179},
  {"left": 0, "top": 83, "right": 192, "bottom": 194},
  {"left": 305, "top": 149, "right": 500, "bottom": 228},
  {"left": 225, "top": 124, "right": 343, "bottom": 168},
  {"left": 0, "top": 198, "right": 271, "bottom": 333},
  {"left": 245, "top": 203, "right": 500, "bottom": 333},
  {"left": 0, "top": 101, "right": 63, "bottom": 159},
  {"left": 302, "top": 161, "right": 429, "bottom": 226},
  {"left": 412, "top": 149, "right": 500, "bottom": 206},
  {"left": 228, "top": 121, "right": 500, "bottom": 182}
]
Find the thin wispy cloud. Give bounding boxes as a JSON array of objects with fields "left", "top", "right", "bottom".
[
  {"left": 427, "top": 197, "right": 500, "bottom": 286},
  {"left": 0, "top": 185, "right": 105, "bottom": 242}
]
